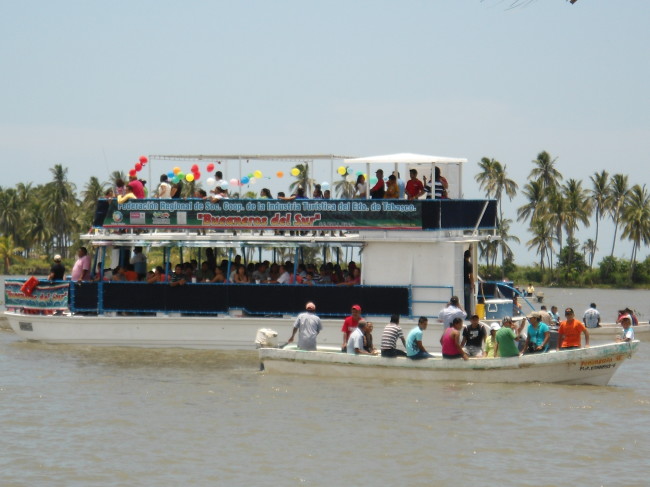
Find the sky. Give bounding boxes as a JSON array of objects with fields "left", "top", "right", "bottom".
[{"left": 1, "top": 1, "right": 648, "bottom": 265}]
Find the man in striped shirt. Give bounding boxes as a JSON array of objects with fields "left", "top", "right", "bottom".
[{"left": 380, "top": 314, "right": 407, "bottom": 357}]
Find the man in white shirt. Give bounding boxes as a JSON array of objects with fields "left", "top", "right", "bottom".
[
  {"left": 157, "top": 174, "right": 171, "bottom": 198},
  {"left": 438, "top": 296, "right": 467, "bottom": 328},
  {"left": 583, "top": 303, "right": 601, "bottom": 328}
]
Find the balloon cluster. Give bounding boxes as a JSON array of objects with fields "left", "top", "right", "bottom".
[{"left": 129, "top": 156, "right": 148, "bottom": 177}]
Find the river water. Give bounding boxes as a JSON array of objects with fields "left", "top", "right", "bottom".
[{"left": 1, "top": 286, "right": 649, "bottom": 486}]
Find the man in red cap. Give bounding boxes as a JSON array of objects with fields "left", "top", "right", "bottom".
[{"left": 341, "top": 304, "right": 363, "bottom": 352}]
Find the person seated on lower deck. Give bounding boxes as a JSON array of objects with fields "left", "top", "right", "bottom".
[
  {"left": 406, "top": 317, "right": 434, "bottom": 360},
  {"left": 169, "top": 264, "right": 186, "bottom": 287},
  {"left": 196, "top": 262, "right": 214, "bottom": 282},
  {"left": 380, "top": 314, "right": 407, "bottom": 357},
  {"left": 209, "top": 267, "right": 226, "bottom": 283},
  {"left": 441, "top": 318, "right": 469, "bottom": 360}
]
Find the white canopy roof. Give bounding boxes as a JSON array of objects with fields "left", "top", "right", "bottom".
[{"left": 344, "top": 153, "right": 467, "bottom": 165}]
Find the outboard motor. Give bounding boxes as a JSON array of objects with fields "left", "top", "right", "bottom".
[{"left": 255, "top": 328, "right": 279, "bottom": 348}]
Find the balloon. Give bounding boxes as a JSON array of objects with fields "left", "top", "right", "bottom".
[
  {"left": 241, "top": 176, "right": 250, "bottom": 185},
  {"left": 253, "top": 170, "right": 263, "bottom": 179},
  {"left": 129, "top": 169, "right": 136, "bottom": 177},
  {"left": 369, "top": 177, "right": 377, "bottom": 185},
  {"left": 249, "top": 177, "right": 257, "bottom": 185},
  {"left": 220, "top": 181, "right": 229, "bottom": 189},
  {"left": 185, "top": 173, "right": 194, "bottom": 182},
  {"left": 229, "top": 178, "right": 239, "bottom": 187},
  {"left": 206, "top": 177, "right": 216, "bottom": 186},
  {"left": 347, "top": 167, "right": 354, "bottom": 175},
  {"left": 321, "top": 181, "right": 330, "bottom": 190},
  {"left": 206, "top": 163, "right": 215, "bottom": 172},
  {"left": 139, "top": 156, "right": 148, "bottom": 164},
  {"left": 291, "top": 167, "right": 300, "bottom": 177},
  {"left": 346, "top": 174, "right": 355, "bottom": 183},
  {"left": 191, "top": 164, "right": 199, "bottom": 172},
  {"left": 173, "top": 166, "right": 181, "bottom": 175},
  {"left": 356, "top": 171, "right": 363, "bottom": 177},
  {"left": 194, "top": 171, "right": 201, "bottom": 180},
  {"left": 337, "top": 166, "right": 347, "bottom": 175},
  {"left": 135, "top": 162, "right": 142, "bottom": 172},
  {"left": 178, "top": 172, "right": 185, "bottom": 180},
  {"left": 276, "top": 171, "right": 284, "bottom": 178},
  {"left": 172, "top": 176, "right": 180, "bottom": 183},
  {"left": 167, "top": 171, "right": 174, "bottom": 179}
]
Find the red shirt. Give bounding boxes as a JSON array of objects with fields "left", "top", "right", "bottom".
[
  {"left": 341, "top": 315, "right": 360, "bottom": 339},
  {"left": 405, "top": 179, "right": 424, "bottom": 199}
]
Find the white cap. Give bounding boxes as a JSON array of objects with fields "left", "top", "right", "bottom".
[{"left": 54, "top": 254, "right": 62, "bottom": 261}]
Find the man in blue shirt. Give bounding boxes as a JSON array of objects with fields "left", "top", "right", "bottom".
[{"left": 406, "top": 317, "right": 434, "bottom": 360}]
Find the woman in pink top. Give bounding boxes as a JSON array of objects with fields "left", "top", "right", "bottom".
[{"left": 440, "top": 318, "right": 468, "bottom": 360}]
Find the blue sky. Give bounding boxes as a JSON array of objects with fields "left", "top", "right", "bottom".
[{"left": 1, "top": 1, "right": 648, "bottom": 264}]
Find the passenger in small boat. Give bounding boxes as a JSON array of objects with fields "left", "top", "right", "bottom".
[
  {"left": 341, "top": 305, "right": 363, "bottom": 352},
  {"left": 583, "top": 303, "right": 601, "bottom": 328},
  {"left": 549, "top": 306, "right": 560, "bottom": 326},
  {"left": 495, "top": 316, "right": 520, "bottom": 358},
  {"left": 484, "top": 323, "right": 500, "bottom": 358},
  {"left": 287, "top": 302, "right": 322, "bottom": 351},
  {"left": 347, "top": 320, "right": 376, "bottom": 355},
  {"left": 538, "top": 305, "right": 553, "bottom": 326},
  {"left": 557, "top": 308, "right": 589, "bottom": 351},
  {"left": 406, "top": 317, "right": 434, "bottom": 360},
  {"left": 438, "top": 296, "right": 467, "bottom": 328},
  {"left": 526, "top": 283, "right": 535, "bottom": 297},
  {"left": 441, "top": 318, "right": 469, "bottom": 360},
  {"left": 616, "top": 315, "right": 635, "bottom": 342},
  {"left": 461, "top": 314, "right": 486, "bottom": 357},
  {"left": 363, "top": 322, "right": 376, "bottom": 354},
  {"left": 521, "top": 311, "right": 550, "bottom": 354},
  {"left": 512, "top": 296, "right": 523, "bottom": 317},
  {"left": 380, "top": 314, "right": 407, "bottom": 357}
]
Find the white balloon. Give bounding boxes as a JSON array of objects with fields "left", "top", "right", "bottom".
[
  {"left": 321, "top": 181, "right": 330, "bottom": 190},
  {"left": 206, "top": 177, "right": 216, "bottom": 187},
  {"left": 249, "top": 177, "right": 257, "bottom": 185}
]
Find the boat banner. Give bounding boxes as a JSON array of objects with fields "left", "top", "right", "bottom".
[
  {"left": 99, "top": 199, "right": 422, "bottom": 230},
  {"left": 4, "top": 281, "right": 69, "bottom": 311}
]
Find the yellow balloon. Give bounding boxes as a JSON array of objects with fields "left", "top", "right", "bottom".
[
  {"left": 185, "top": 173, "right": 194, "bottom": 182},
  {"left": 173, "top": 166, "right": 181, "bottom": 175},
  {"left": 291, "top": 167, "right": 300, "bottom": 176},
  {"left": 337, "top": 166, "right": 346, "bottom": 175},
  {"left": 253, "top": 170, "right": 263, "bottom": 179}
]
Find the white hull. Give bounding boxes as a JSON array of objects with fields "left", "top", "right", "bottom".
[
  {"left": 259, "top": 341, "right": 639, "bottom": 386},
  {"left": 584, "top": 323, "right": 650, "bottom": 337},
  {"left": 3, "top": 311, "right": 446, "bottom": 350}
]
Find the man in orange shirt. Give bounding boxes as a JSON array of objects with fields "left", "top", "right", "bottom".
[{"left": 557, "top": 307, "right": 590, "bottom": 350}]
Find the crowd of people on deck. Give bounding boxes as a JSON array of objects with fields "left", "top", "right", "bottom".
[
  {"left": 104, "top": 167, "right": 452, "bottom": 203},
  {"left": 286, "top": 296, "right": 637, "bottom": 359}
]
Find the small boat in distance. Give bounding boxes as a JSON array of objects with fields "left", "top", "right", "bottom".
[{"left": 259, "top": 341, "right": 639, "bottom": 386}]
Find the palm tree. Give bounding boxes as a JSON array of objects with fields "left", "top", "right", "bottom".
[
  {"left": 545, "top": 190, "right": 566, "bottom": 260},
  {"left": 527, "top": 219, "right": 556, "bottom": 272},
  {"left": 24, "top": 205, "right": 54, "bottom": 256},
  {"left": 0, "top": 188, "right": 21, "bottom": 238},
  {"left": 496, "top": 218, "right": 520, "bottom": 274},
  {"left": 589, "top": 170, "right": 610, "bottom": 265},
  {"left": 0, "top": 235, "right": 24, "bottom": 273},
  {"left": 620, "top": 184, "right": 650, "bottom": 278},
  {"left": 475, "top": 157, "right": 500, "bottom": 197},
  {"left": 493, "top": 164, "right": 518, "bottom": 223},
  {"left": 109, "top": 170, "right": 126, "bottom": 186},
  {"left": 609, "top": 174, "right": 629, "bottom": 257},
  {"left": 288, "top": 163, "right": 315, "bottom": 196},
  {"left": 44, "top": 164, "right": 78, "bottom": 257},
  {"left": 562, "top": 178, "right": 592, "bottom": 244},
  {"left": 332, "top": 171, "right": 355, "bottom": 199},
  {"left": 581, "top": 239, "right": 598, "bottom": 269},
  {"left": 517, "top": 180, "right": 545, "bottom": 225},
  {"left": 529, "top": 151, "right": 563, "bottom": 192}
]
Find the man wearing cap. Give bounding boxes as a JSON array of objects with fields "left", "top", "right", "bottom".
[
  {"left": 48, "top": 254, "right": 65, "bottom": 281},
  {"left": 583, "top": 303, "right": 601, "bottom": 328},
  {"left": 521, "top": 311, "right": 550, "bottom": 354},
  {"left": 616, "top": 315, "right": 635, "bottom": 343},
  {"left": 288, "top": 302, "right": 322, "bottom": 351},
  {"left": 438, "top": 296, "right": 467, "bottom": 328},
  {"left": 495, "top": 316, "right": 520, "bottom": 358},
  {"left": 369, "top": 169, "right": 385, "bottom": 199},
  {"left": 461, "top": 314, "right": 487, "bottom": 357},
  {"left": 341, "top": 304, "right": 363, "bottom": 352},
  {"left": 485, "top": 323, "right": 500, "bottom": 358},
  {"left": 557, "top": 308, "right": 589, "bottom": 351}
]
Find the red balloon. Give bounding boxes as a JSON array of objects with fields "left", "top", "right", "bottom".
[
  {"left": 135, "top": 162, "right": 143, "bottom": 172},
  {"left": 139, "top": 156, "right": 148, "bottom": 164},
  {"left": 191, "top": 164, "right": 199, "bottom": 172},
  {"left": 129, "top": 169, "right": 137, "bottom": 177},
  {"left": 194, "top": 171, "right": 201, "bottom": 180},
  {"left": 206, "top": 163, "right": 215, "bottom": 172}
]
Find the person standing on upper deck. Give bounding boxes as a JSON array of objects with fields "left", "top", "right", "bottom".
[
  {"left": 48, "top": 254, "right": 65, "bottom": 281},
  {"left": 369, "top": 169, "right": 385, "bottom": 199},
  {"left": 71, "top": 247, "right": 91, "bottom": 282},
  {"left": 157, "top": 174, "right": 172, "bottom": 198},
  {"left": 405, "top": 169, "right": 425, "bottom": 200}
]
